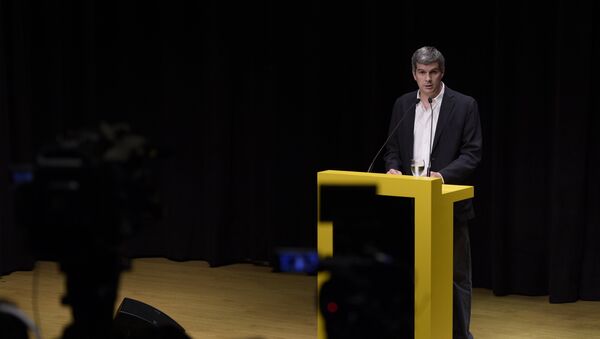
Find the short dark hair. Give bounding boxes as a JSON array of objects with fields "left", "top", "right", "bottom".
[{"left": 411, "top": 46, "right": 445, "bottom": 73}]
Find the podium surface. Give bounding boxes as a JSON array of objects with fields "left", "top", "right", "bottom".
[{"left": 317, "top": 170, "right": 474, "bottom": 339}]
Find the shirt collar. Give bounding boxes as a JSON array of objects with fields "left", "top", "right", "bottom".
[{"left": 416, "top": 82, "right": 445, "bottom": 103}]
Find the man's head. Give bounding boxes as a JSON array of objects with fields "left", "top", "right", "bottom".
[{"left": 411, "top": 46, "right": 445, "bottom": 99}]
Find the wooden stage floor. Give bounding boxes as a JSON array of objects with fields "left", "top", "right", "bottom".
[{"left": 1, "top": 258, "right": 599, "bottom": 338}]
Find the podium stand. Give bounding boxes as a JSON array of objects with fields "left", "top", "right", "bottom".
[{"left": 317, "top": 170, "right": 474, "bottom": 339}]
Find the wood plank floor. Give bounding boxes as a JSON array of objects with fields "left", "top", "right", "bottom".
[{"left": 1, "top": 258, "right": 599, "bottom": 338}]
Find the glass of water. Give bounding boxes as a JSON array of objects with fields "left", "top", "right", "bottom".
[{"left": 410, "top": 159, "right": 425, "bottom": 176}]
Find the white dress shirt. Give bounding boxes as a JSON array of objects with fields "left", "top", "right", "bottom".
[{"left": 413, "top": 83, "right": 445, "bottom": 175}]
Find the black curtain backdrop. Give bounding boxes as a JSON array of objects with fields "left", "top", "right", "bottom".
[{"left": 1, "top": 1, "right": 599, "bottom": 303}]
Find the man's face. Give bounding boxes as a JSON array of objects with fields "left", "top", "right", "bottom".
[{"left": 412, "top": 62, "right": 444, "bottom": 98}]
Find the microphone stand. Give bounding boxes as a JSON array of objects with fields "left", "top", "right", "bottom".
[
  {"left": 367, "top": 99, "right": 420, "bottom": 173},
  {"left": 427, "top": 97, "right": 433, "bottom": 177}
]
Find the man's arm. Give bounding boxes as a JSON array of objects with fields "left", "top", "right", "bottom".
[{"left": 438, "top": 98, "right": 482, "bottom": 183}]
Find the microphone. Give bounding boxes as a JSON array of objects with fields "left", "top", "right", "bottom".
[
  {"left": 367, "top": 98, "right": 420, "bottom": 173},
  {"left": 427, "top": 97, "right": 433, "bottom": 177}
]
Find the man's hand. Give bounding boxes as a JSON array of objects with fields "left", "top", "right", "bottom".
[
  {"left": 387, "top": 169, "right": 402, "bottom": 175},
  {"left": 430, "top": 171, "right": 444, "bottom": 183}
]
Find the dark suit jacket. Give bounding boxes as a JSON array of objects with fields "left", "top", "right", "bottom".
[{"left": 383, "top": 86, "right": 482, "bottom": 221}]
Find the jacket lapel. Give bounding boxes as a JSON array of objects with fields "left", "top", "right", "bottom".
[{"left": 432, "top": 88, "right": 455, "bottom": 152}]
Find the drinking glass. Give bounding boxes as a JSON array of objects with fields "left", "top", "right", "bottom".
[{"left": 410, "top": 159, "right": 425, "bottom": 176}]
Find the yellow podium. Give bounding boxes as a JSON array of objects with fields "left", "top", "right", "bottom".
[{"left": 317, "top": 170, "right": 474, "bottom": 339}]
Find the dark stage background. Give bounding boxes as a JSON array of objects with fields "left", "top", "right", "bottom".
[{"left": 1, "top": 1, "right": 599, "bottom": 303}]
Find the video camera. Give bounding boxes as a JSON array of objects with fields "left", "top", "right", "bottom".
[
  {"left": 316, "top": 185, "right": 415, "bottom": 339},
  {"left": 12, "top": 121, "right": 162, "bottom": 338}
]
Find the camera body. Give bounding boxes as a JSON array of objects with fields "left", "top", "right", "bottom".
[
  {"left": 318, "top": 252, "right": 413, "bottom": 339},
  {"left": 15, "top": 122, "right": 160, "bottom": 262}
]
